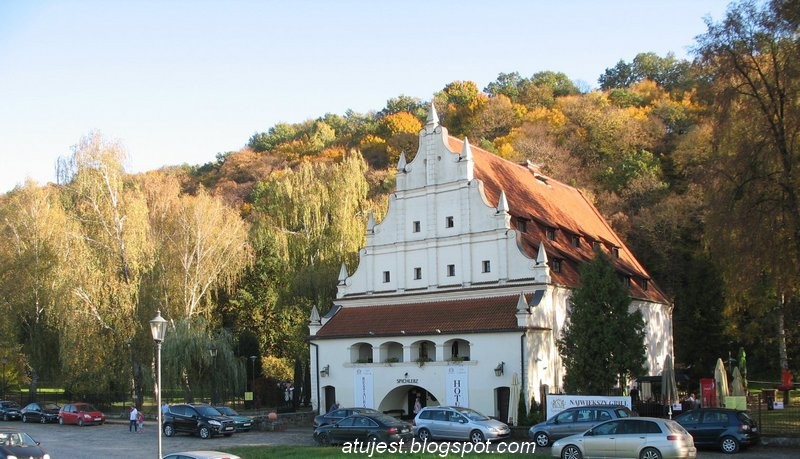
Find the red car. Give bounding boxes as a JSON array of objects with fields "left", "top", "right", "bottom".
[{"left": 58, "top": 403, "right": 105, "bottom": 426}]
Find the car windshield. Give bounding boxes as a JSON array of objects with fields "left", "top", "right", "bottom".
[
  {"left": 0, "top": 431, "right": 37, "bottom": 446},
  {"left": 196, "top": 405, "right": 222, "bottom": 416},
  {"left": 216, "top": 406, "right": 238, "bottom": 416},
  {"left": 77, "top": 404, "right": 97, "bottom": 412},
  {"left": 455, "top": 407, "right": 489, "bottom": 421}
]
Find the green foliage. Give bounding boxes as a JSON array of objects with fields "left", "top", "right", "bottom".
[
  {"left": 599, "top": 52, "right": 694, "bottom": 93},
  {"left": 558, "top": 249, "right": 646, "bottom": 393}
]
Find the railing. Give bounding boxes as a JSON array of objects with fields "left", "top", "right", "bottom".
[{"left": 749, "top": 391, "right": 800, "bottom": 437}]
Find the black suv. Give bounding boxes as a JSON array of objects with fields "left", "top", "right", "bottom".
[
  {"left": 674, "top": 408, "right": 760, "bottom": 453},
  {"left": 162, "top": 403, "right": 236, "bottom": 439},
  {"left": 0, "top": 401, "right": 22, "bottom": 421}
]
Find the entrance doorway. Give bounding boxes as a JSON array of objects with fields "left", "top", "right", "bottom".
[
  {"left": 495, "top": 386, "right": 510, "bottom": 423},
  {"left": 324, "top": 386, "right": 336, "bottom": 412}
]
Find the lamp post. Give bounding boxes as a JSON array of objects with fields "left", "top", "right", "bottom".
[
  {"left": 209, "top": 346, "right": 218, "bottom": 405},
  {"left": 150, "top": 310, "right": 168, "bottom": 459},
  {"left": 249, "top": 355, "right": 257, "bottom": 407},
  {"left": 1, "top": 358, "right": 6, "bottom": 399}
]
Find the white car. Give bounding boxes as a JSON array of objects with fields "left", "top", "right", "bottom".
[
  {"left": 414, "top": 406, "right": 510, "bottom": 443},
  {"left": 163, "top": 451, "right": 241, "bottom": 459},
  {"left": 551, "top": 417, "right": 696, "bottom": 459}
]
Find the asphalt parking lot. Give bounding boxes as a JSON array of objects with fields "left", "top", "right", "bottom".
[{"left": 4, "top": 420, "right": 799, "bottom": 458}]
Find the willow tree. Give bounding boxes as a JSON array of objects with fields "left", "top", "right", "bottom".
[
  {"left": 138, "top": 171, "right": 253, "bottom": 398},
  {"left": 0, "top": 181, "right": 74, "bottom": 396},
  {"left": 232, "top": 152, "right": 372, "bottom": 360},
  {"left": 58, "top": 132, "right": 154, "bottom": 399},
  {"left": 695, "top": 0, "right": 800, "bottom": 373}
]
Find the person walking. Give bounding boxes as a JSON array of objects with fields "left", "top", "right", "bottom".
[
  {"left": 137, "top": 410, "right": 144, "bottom": 433},
  {"left": 129, "top": 405, "right": 138, "bottom": 433}
]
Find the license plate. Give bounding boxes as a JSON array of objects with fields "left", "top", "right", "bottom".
[
  {"left": 752, "top": 427, "right": 757, "bottom": 432},
  {"left": 94, "top": 418, "right": 102, "bottom": 421},
  {"left": 225, "top": 426, "right": 233, "bottom": 431}
]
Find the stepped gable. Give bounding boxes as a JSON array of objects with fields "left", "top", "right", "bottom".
[
  {"left": 313, "top": 295, "right": 527, "bottom": 339},
  {"left": 446, "top": 137, "right": 669, "bottom": 305}
]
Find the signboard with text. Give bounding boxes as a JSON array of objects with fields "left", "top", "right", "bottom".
[
  {"left": 446, "top": 365, "right": 469, "bottom": 407},
  {"left": 546, "top": 395, "right": 632, "bottom": 419},
  {"left": 353, "top": 368, "right": 374, "bottom": 408}
]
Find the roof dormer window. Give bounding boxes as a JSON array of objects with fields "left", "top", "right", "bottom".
[
  {"left": 640, "top": 278, "right": 649, "bottom": 291},
  {"left": 612, "top": 247, "right": 620, "bottom": 258},
  {"left": 571, "top": 234, "right": 581, "bottom": 247},
  {"left": 516, "top": 218, "right": 527, "bottom": 232},
  {"left": 546, "top": 227, "right": 556, "bottom": 241},
  {"left": 551, "top": 259, "right": 562, "bottom": 273}
]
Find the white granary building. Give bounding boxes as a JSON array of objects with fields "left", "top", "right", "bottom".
[{"left": 308, "top": 104, "right": 672, "bottom": 424}]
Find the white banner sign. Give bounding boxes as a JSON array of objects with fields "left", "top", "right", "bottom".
[
  {"left": 353, "top": 368, "right": 374, "bottom": 408},
  {"left": 446, "top": 365, "right": 469, "bottom": 407},
  {"left": 546, "top": 395, "right": 632, "bottom": 419}
]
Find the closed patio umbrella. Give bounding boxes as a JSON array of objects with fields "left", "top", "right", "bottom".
[
  {"left": 509, "top": 372, "right": 520, "bottom": 426},
  {"left": 731, "top": 367, "right": 746, "bottom": 396},
  {"left": 661, "top": 354, "right": 678, "bottom": 418},
  {"left": 714, "top": 358, "right": 729, "bottom": 407}
]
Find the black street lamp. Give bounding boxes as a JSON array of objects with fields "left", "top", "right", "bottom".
[
  {"left": 249, "top": 355, "right": 257, "bottom": 407},
  {"left": 209, "top": 346, "right": 218, "bottom": 405},
  {"left": 150, "top": 310, "right": 168, "bottom": 459}
]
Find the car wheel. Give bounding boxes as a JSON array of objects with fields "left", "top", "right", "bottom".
[
  {"left": 533, "top": 431, "right": 550, "bottom": 447},
  {"left": 78, "top": 419, "right": 84, "bottom": 427},
  {"left": 41, "top": 416, "right": 47, "bottom": 424},
  {"left": 22, "top": 414, "right": 28, "bottom": 423},
  {"left": 316, "top": 432, "right": 330, "bottom": 446},
  {"left": 639, "top": 447, "right": 662, "bottom": 459},
  {"left": 417, "top": 428, "right": 431, "bottom": 441},
  {"left": 561, "top": 444, "right": 583, "bottom": 459},
  {"left": 367, "top": 434, "right": 380, "bottom": 443},
  {"left": 469, "top": 430, "right": 485, "bottom": 444},
  {"left": 2, "top": 414, "right": 7, "bottom": 421},
  {"left": 199, "top": 426, "right": 211, "bottom": 439},
  {"left": 163, "top": 423, "right": 175, "bottom": 437},
  {"left": 720, "top": 436, "right": 740, "bottom": 454},
  {"left": 58, "top": 417, "right": 64, "bottom": 425}
]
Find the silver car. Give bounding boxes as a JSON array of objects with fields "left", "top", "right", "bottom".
[
  {"left": 529, "top": 405, "right": 634, "bottom": 447},
  {"left": 413, "top": 406, "right": 511, "bottom": 443},
  {"left": 551, "top": 417, "right": 696, "bottom": 459}
]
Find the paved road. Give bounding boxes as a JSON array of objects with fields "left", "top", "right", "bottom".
[{"left": 5, "top": 420, "right": 799, "bottom": 458}]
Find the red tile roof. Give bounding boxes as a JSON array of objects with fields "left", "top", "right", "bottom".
[
  {"left": 447, "top": 137, "right": 669, "bottom": 305},
  {"left": 314, "top": 295, "right": 530, "bottom": 339}
]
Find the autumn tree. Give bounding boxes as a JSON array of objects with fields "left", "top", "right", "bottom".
[
  {"left": 695, "top": 0, "right": 800, "bottom": 373},
  {"left": 0, "top": 182, "right": 73, "bottom": 396},
  {"left": 58, "top": 132, "right": 154, "bottom": 399},
  {"left": 558, "top": 249, "right": 647, "bottom": 393}
]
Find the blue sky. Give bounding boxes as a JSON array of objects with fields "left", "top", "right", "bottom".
[{"left": 0, "top": 0, "right": 733, "bottom": 193}]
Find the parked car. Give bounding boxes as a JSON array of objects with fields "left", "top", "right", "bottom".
[
  {"left": 551, "top": 417, "right": 696, "bottom": 459},
  {"left": 674, "top": 408, "right": 759, "bottom": 453},
  {"left": 0, "top": 401, "right": 22, "bottom": 421},
  {"left": 529, "top": 404, "right": 636, "bottom": 447},
  {"left": 163, "top": 403, "right": 235, "bottom": 439},
  {"left": 313, "top": 407, "right": 382, "bottom": 428},
  {"left": 213, "top": 406, "right": 252, "bottom": 432},
  {"left": 0, "top": 428, "right": 51, "bottom": 459},
  {"left": 162, "top": 451, "right": 241, "bottom": 459},
  {"left": 21, "top": 403, "right": 60, "bottom": 424},
  {"left": 58, "top": 402, "right": 105, "bottom": 426},
  {"left": 413, "top": 405, "right": 510, "bottom": 444},
  {"left": 314, "top": 412, "right": 414, "bottom": 445}
]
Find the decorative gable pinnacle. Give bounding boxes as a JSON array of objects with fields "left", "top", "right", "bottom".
[
  {"left": 426, "top": 100, "right": 439, "bottom": 128},
  {"left": 516, "top": 292, "right": 528, "bottom": 312},
  {"left": 338, "top": 262, "right": 349, "bottom": 284},
  {"left": 536, "top": 241, "right": 548, "bottom": 265},
  {"left": 397, "top": 151, "right": 407, "bottom": 172},
  {"left": 309, "top": 305, "right": 321, "bottom": 324},
  {"left": 459, "top": 137, "right": 473, "bottom": 162},
  {"left": 366, "top": 211, "right": 376, "bottom": 234},
  {"left": 496, "top": 190, "right": 509, "bottom": 214}
]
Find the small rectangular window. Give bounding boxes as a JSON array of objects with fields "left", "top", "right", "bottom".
[
  {"left": 482, "top": 260, "right": 491, "bottom": 273},
  {"left": 516, "top": 218, "right": 527, "bottom": 232},
  {"left": 551, "top": 259, "right": 561, "bottom": 273},
  {"left": 447, "top": 264, "right": 455, "bottom": 277},
  {"left": 571, "top": 235, "right": 580, "bottom": 247},
  {"left": 592, "top": 241, "right": 601, "bottom": 250},
  {"left": 414, "top": 267, "right": 422, "bottom": 280},
  {"left": 445, "top": 216, "right": 454, "bottom": 228},
  {"left": 546, "top": 227, "right": 556, "bottom": 241},
  {"left": 383, "top": 271, "right": 390, "bottom": 283},
  {"left": 612, "top": 247, "right": 620, "bottom": 258},
  {"left": 640, "top": 279, "right": 649, "bottom": 291},
  {"left": 413, "top": 221, "right": 421, "bottom": 233}
]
